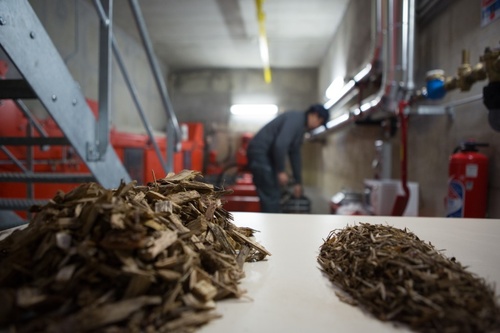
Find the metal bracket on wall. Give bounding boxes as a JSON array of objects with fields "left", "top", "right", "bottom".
[
  {"left": 86, "top": 142, "right": 101, "bottom": 161},
  {"left": 412, "top": 105, "right": 455, "bottom": 123},
  {"left": 413, "top": 105, "right": 451, "bottom": 115},
  {"left": 412, "top": 94, "right": 484, "bottom": 122}
]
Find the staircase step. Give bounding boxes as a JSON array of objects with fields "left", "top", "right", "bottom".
[
  {"left": 0, "top": 0, "right": 131, "bottom": 189},
  {"left": 0, "top": 198, "right": 49, "bottom": 211},
  {"left": 0, "top": 79, "right": 37, "bottom": 99},
  {"left": 0, "top": 137, "right": 70, "bottom": 146},
  {"left": 0, "top": 172, "right": 95, "bottom": 183}
]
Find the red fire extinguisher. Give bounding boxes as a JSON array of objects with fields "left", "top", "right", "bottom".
[{"left": 446, "top": 141, "right": 489, "bottom": 218}]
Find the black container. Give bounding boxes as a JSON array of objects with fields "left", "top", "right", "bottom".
[{"left": 282, "top": 195, "right": 311, "bottom": 214}]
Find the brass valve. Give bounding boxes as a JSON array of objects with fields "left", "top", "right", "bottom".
[
  {"left": 456, "top": 49, "right": 487, "bottom": 91},
  {"left": 416, "top": 44, "right": 500, "bottom": 132},
  {"left": 480, "top": 46, "right": 500, "bottom": 83},
  {"left": 417, "top": 44, "right": 500, "bottom": 102}
]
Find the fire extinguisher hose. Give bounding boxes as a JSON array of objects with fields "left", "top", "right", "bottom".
[{"left": 391, "top": 100, "right": 410, "bottom": 216}]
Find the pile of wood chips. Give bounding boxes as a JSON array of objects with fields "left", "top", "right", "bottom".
[
  {"left": 0, "top": 170, "right": 270, "bottom": 333},
  {"left": 318, "top": 223, "right": 500, "bottom": 333}
]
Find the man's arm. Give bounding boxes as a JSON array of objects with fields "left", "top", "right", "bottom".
[
  {"left": 289, "top": 145, "right": 301, "bottom": 184},
  {"left": 273, "top": 117, "right": 296, "bottom": 174}
]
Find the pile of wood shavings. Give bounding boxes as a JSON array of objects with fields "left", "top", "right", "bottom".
[
  {"left": 317, "top": 223, "right": 500, "bottom": 333},
  {"left": 0, "top": 170, "right": 270, "bottom": 333}
]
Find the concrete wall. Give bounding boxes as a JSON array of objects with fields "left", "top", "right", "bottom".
[
  {"left": 413, "top": 0, "right": 500, "bottom": 217},
  {"left": 317, "top": 0, "right": 500, "bottom": 217},
  {"left": 10, "top": 0, "right": 168, "bottom": 134},
  {"left": 169, "top": 68, "right": 318, "bottom": 164}
]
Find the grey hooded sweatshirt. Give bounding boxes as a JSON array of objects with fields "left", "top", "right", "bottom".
[{"left": 247, "top": 111, "right": 307, "bottom": 184}]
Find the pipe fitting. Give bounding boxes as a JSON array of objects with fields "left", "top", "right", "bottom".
[
  {"left": 456, "top": 49, "right": 488, "bottom": 91},
  {"left": 425, "top": 69, "right": 446, "bottom": 99},
  {"left": 481, "top": 47, "right": 500, "bottom": 131},
  {"left": 480, "top": 46, "right": 500, "bottom": 82}
]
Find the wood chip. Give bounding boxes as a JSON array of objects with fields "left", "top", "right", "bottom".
[
  {"left": 0, "top": 169, "right": 270, "bottom": 332},
  {"left": 142, "top": 229, "right": 178, "bottom": 260}
]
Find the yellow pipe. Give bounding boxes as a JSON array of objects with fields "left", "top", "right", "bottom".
[{"left": 256, "top": 0, "right": 272, "bottom": 83}]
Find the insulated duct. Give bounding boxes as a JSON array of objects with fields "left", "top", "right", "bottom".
[
  {"left": 323, "top": 0, "right": 384, "bottom": 112},
  {"left": 311, "top": 0, "right": 416, "bottom": 138}
]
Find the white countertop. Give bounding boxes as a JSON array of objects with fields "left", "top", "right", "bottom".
[{"left": 200, "top": 212, "right": 500, "bottom": 333}]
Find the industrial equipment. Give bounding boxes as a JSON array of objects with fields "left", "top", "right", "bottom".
[
  {"left": 420, "top": 47, "right": 500, "bottom": 131},
  {"left": 0, "top": 98, "right": 204, "bottom": 217},
  {"left": 206, "top": 133, "right": 261, "bottom": 212}
]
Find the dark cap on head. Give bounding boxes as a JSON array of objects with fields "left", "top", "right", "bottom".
[{"left": 307, "top": 104, "right": 329, "bottom": 125}]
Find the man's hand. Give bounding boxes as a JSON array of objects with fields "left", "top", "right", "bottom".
[
  {"left": 293, "top": 184, "right": 302, "bottom": 198},
  {"left": 277, "top": 172, "right": 289, "bottom": 186}
]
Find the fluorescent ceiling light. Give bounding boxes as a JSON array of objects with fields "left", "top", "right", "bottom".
[{"left": 230, "top": 104, "right": 278, "bottom": 118}]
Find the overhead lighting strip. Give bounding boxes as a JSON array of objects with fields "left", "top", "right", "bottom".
[
  {"left": 230, "top": 104, "right": 278, "bottom": 118},
  {"left": 255, "top": 0, "right": 272, "bottom": 83}
]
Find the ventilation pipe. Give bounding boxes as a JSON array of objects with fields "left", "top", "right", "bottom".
[
  {"left": 311, "top": 0, "right": 416, "bottom": 138},
  {"left": 323, "top": 0, "right": 383, "bottom": 112},
  {"left": 402, "top": 0, "right": 416, "bottom": 96},
  {"left": 391, "top": 0, "right": 416, "bottom": 216}
]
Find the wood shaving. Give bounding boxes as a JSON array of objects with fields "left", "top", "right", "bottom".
[{"left": 318, "top": 223, "right": 500, "bottom": 333}]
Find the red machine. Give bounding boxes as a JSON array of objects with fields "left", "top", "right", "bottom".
[
  {"left": 0, "top": 98, "right": 204, "bottom": 217},
  {"left": 446, "top": 142, "right": 489, "bottom": 218},
  {"left": 206, "top": 133, "right": 260, "bottom": 212},
  {"left": 110, "top": 123, "right": 204, "bottom": 184}
]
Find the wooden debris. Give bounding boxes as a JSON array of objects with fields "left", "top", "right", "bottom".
[
  {"left": 318, "top": 223, "right": 500, "bottom": 333},
  {"left": 0, "top": 169, "right": 270, "bottom": 332}
]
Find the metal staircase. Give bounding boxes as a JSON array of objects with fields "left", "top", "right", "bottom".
[{"left": 0, "top": 0, "right": 131, "bottom": 215}]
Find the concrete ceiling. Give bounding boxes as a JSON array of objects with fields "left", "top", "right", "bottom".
[{"left": 113, "top": 0, "right": 350, "bottom": 70}]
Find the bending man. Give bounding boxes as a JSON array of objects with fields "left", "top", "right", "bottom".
[{"left": 247, "top": 104, "right": 329, "bottom": 213}]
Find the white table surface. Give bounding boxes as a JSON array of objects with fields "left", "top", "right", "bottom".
[{"left": 200, "top": 212, "right": 500, "bottom": 333}]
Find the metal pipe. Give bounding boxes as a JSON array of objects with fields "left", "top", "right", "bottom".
[
  {"left": 14, "top": 100, "right": 48, "bottom": 137},
  {"left": 26, "top": 120, "right": 34, "bottom": 220},
  {"left": 406, "top": 0, "right": 416, "bottom": 93},
  {"left": 400, "top": 0, "right": 416, "bottom": 98},
  {"left": 0, "top": 158, "right": 78, "bottom": 166},
  {"left": 385, "top": 0, "right": 396, "bottom": 99},
  {"left": 167, "top": 121, "right": 176, "bottom": 174},
  {"left": 402, "top": 0, "right": 409, "bottom": 86},
  {"left": 63, "top": 0, "right": 80, "bottom": 63},
  {"left": 312, "top": 0, "right": 398, "bottom": 138},
  {"left": 96, "top": 0, "right": 112, "bottom": 159},
  {"left": 128, "top": 0, "right": 182, "bottom": 157},
  {"left": 323, "top": 0, "right": 383, "bottom": 111},
  {"left": 446, "top": 94, "right": 482, "bottom": 108},
  {"left": 312, "top": 0, "right": 417, "bottom": 138},
  {"left": 112, "top": 41, "right": 170, "bottom": 173},
  {"left": 92, "top": 0, "right": 170, "bottom": 173},
  {"left": 92, "top": 0, "right": 110, "bottom": 27},
  {"left": 0, "top": 146, "right": 29, "bottom": 172}
]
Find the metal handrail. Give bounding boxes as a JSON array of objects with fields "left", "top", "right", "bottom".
[
  {"left": 92, "top": 0, "right": 169, "bottom": 173},
  {"left": 128, "top": 0, "right": 182, "bottom": 161},
  {"left": 95, "top": 0, "right": 112, "bottom": 160}
]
